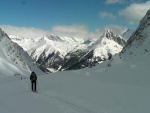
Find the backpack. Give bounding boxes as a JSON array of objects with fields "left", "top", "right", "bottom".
[{"left": 31, "top": 73, "right": 37, "bottom": 81}]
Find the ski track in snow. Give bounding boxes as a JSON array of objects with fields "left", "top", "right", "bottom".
[
  {"left": 34, "top": 91, "right": 95, "bottom": 113},
  {"left": 0, "top": 76, "right": 96, "bottom": 113}
]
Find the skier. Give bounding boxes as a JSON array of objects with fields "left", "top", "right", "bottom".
[{"left": 30, "top": 71, "right": 37, "bottom": 92}]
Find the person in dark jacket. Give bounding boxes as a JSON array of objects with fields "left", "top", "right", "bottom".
[{"left": 30, "top": 71, "right": 37, "bottom": 92}]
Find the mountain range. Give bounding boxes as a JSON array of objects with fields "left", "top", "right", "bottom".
[
  {"left": 0, "top": 9, "right": 149, "bottom": 74},
  {"left": 9, "top": 30, "right": 126, "bottom": 72}
]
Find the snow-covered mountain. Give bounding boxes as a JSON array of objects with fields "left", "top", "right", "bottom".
[
  {"left": 10, "top": 32, "right": 125, "bottom": 71},
  {"left": 9, "top": 31, "right": 125, "bottom": 72},
  {"left": 93, "top": 30, "right": 125, "bottom": 58},
  {"left": 9, "top": 34, "right": 84, "bottom": 59},
  {"left": 0, "top": 28, "right": 43, "bottom": 76}
]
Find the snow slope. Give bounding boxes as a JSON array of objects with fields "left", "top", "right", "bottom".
[
  {"left": 0, "top": 28, "right": 43, "bottom": 76},
  {"left": 0, "top": 50, "right": 150, "bottom": 113}
]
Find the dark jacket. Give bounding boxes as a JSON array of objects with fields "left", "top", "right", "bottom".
[{"left": 30, "top": 72, "right": 37, "bottom": 82}]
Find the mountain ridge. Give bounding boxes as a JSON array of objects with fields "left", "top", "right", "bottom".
[
  {"left": 121, "top": 9, "right": 150, "bottom": 57},
  {"left": 9, "top": 30, "right": 126, "bottom": 72},
  {"left": 0, "top": 28, "right": 43, "bottom": 75}
]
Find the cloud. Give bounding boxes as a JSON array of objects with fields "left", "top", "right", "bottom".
[
  {"left": 0, "top": 24, "right": 127, "bottom": 40},
  {"left": 51, "top": 25, "right": 127, "bottom": 39},
  {"left": 0, "top": 25, "right": 50, "bottom": 39},
  {"left": 51, "top": 24, "right": 89, "bottom": 38},
  {"left": 0, "top": 25, "right": 91, "bottom": 39},
  {"left": 99, "top": 11, "right": 116, "bottom": 19},
  {"left": 105, "top": 0, "right": 125, "bottom": 4},
  {"left": 119, "top": 1, "right": 150, "bottom": 24}
]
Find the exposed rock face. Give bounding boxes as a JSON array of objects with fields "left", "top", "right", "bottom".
[{"left": 120, "top": 9, "right": 150, "bottom": 57}]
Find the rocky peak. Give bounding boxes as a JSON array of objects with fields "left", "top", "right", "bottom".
[
  {"left": 0, "top": 28, "right": 8, "bottom": 39},
  {"left": 44, "top": 34, "right": 63, "bottom": 42},
  {"left": 103, "top": 30, "right": 126, "bottom": 46}
]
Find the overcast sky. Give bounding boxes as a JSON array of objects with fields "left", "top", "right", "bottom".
[{"left": 0, "top": 0, "right": 149, "bottom": 39}]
